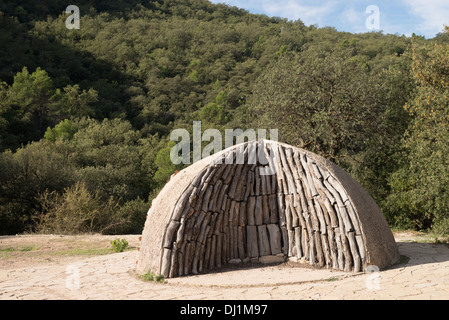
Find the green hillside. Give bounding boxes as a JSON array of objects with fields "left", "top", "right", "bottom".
[{"left": 1, "top": 0, "right": 448, "bottom": 235}]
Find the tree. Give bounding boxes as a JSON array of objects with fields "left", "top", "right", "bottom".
[
  {"left": 248, "top": 47, "right": 412, "bottom": 207},
  {"left": 387, "top": 27, "right": 449, "bottom": 233}
]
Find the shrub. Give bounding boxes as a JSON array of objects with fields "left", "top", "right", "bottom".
[
  {"left": 110, "top": 238, "right": 129, "bottom": 252},
  {"left": 35, "top": 182, "right": 123, "bottom": 234}
]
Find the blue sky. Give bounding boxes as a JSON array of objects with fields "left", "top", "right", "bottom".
[{"left": 209, "top": 0, "right": 449, "bottom": 38}]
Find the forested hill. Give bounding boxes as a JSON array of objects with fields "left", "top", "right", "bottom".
[{"left": 1, "top": 0, "right": 449, "bottom": 235}]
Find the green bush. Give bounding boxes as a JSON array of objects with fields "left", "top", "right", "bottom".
[
  {"left": 36, "top": 182, "right": 122, "bottom": 235},
  {"left": 110, "top": 238, "right": 129, "bottom": 253}
]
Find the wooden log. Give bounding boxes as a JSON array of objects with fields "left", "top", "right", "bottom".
[
  {"left": 323, "top": 178, "right": 344, "bottom": 207},
  {"left": 347, "top": 231, "right": 361, "bottom": 272},
  {"left": 294, "top": 227, "right": 302, "bottom": 258},
  {"left": 235, "top": 165, "right": 251, "bottom": 201},
  {"left": 288, "top": 229, "right": 295, "bottom": 257},
  {"left": 336, "top": 205, "right": 354, "bottom": 233},
  {"left": 264, "top": 168, "right": 272, "bottom": 194},
  {"left": 223, "top": 164, "right": 237, "bottom": 185},
  {"left": 191, "top": 242, "right": 201, "bottom": 275},
  {"left": 192, "top": 211, "right": 207, "bottom": 241},
  {"left": 267, "top": 224, "right": 282, "bottom": 255},
  {"left": 355, "top": 234, "right": 366, "bottom": 262},
  {"left": 277, "top": 194, "right": 286, "bottom": 227},
  {"left": 163, "top": 220, "right": 180, "bottom": 249},
  {"left": 237, "top": 226, "right": 246, "bottom": 260},
  {"left": 222, "top": 200, "right": 230, "bottom": 230},
  {"left": 221, "top": 232, "right": 227, "bottom": 265},
  {"left": 280, "top": 226, "right": 289, "bottom": 255},
  {"left": 327, "top": 175, "right": 349, "bottom": 203},
  {"left": 214, "top": 211, "right": 223, "bottom": 235},
  {"left": 247, "top": 141, "right": 257, "bottom": 165},
  {"left": 299, "top": 153, "right": 318, "bottom": 197},
  {"left": 321, "top": 233, "right": 332, "bottom": 268},
  {"left": 183, "top": 242, "right": 192, "bottom": 275},
  {"left": 286, "top": 194, "right": 299, "bottom": 228},
  {"left": 255, "top": 196, "right": 263, "bottom": 226},
  {"left": 189, "top": 242, "right": 197, "bottom": 274},
  {"left": 341, "top": 233, "right": 353, "bottom": 272},
  {"left": 177, "top": 249, "right": 184, "bottom": 277},
  {"left": 239, "top": 201, "right": 247, "bottom": 227},
  {"left": 324, "top": 179, "right": 352, "bottom": 232},
  {"left": 198, "top": 243, "right": 206, "bottom": 273},
  {"left": 243, "top": 168, "right": 253, "bottom": 201},
  {"left": 313, "top": 198, "right": 327, "bottom": 235},
  {"left": 247, "top": 196, "right": 256, "bottom": 226},
  {"left": 208, "top": 213, "right": 218, "bottom": 238},
  {"left": 223, "top": 228, "right": 229, "bottom": 262},
  {"left": 183, "top": 214, "right": 196, "bottom": 242},
  {"left": 285, "top": 148, "right": 300, "bottom": 181},
  {"left": 221, "top": 164, "right": 233, "bottom": 184},
  {"left": 268, "top": 194, "right": 278, "bottom": 224},
  {"left": 188, "top": 186, "right": 200, "bottom": 208},
  {"left": 345, "top": 201, "right": 362, "bottom": 235},
  {"left": 246, "top": 225, "right": 259, "bottom": 258},
  {"left": 279, "top": 147, "right": 296, "bottom": 194},
  {"left": 210, "top": 160, "right": 227, "bottom": 184},
  {"left": 262, "top": 195, "right": 270, "bottom": 225},
  {"left": 274, "top": 147, "right": 288, "bottom": 195},
  {"left": 263, "top": 141, "right": 278, "bottom": 178},
  {"left": 204, "top": 166, "right": 219, "bottom": 185},
  {"left": 334, "top": 228, "right": 345, "bottom": 271},
  {"left": 193, "top": 183, "right": 207, "bottom": 212},
  {"left": 327, "top": 227, "right": 338, "bottom": 269},
  {"left": 308, "top": 230, "right": 316, "bottom": 265},
  {"left": 216, "top": 233, "right": 223, "bottom": 269},
  {"left": 197, "top": 215, "right": 211, "bottom": 245},
  {"left": 202, "top": 185, "right": 213, "bottom": 212},
  {"left": 284, "top": 196, "right": 293, "bottom": 230},
  {"left": 323, "top": 197, "right": 339, "bottom": 228},
  {"left": 271, "top": 171, "right": 277, "bottom": 194},
  {"left": 232, "top": 226, "right": 238, "bottom": 259},
  {"left": 229, "top": 200, "right": 237, "bottom": 226},
  {"left": 204, "top": 237, "right": 212, "bottom": 270},
  {"left": 192, "top": 168, "right": 207, "bottom": 188},
  {"left": 257, "top": 225, "right": 271, "bottom": 256},
  {"left": 210, "top": 179, "right": 223, "bottom": 212},
  {"left": 310, "top": 165, "right": 335, "bottom": 203},
  {"left": 260, "top": 166, "right": 267, "bottom": 195},
  {"left": 293, "top": 151, "right": 311, "bottom": 199},
  {"left": 247, "top": 170, "right": 255, "bottom": 197},
  {"left": 169, "top": 248, "right": 178, "bottom": 278},
  {"left": 172, "top": 185, "right": 194, "bottom": 221},
  {"left": 302, "top": 227, "right": 309, "bottom": 260},
  {"left": 209, "top": 235, "right": 217, "bottom": 270},
  {"left": 255, "top": 167, "right": 261, "bottom": 196},
  {"left": 308, "top": 200, "right": 320, "bottom": 232},
  {"left": 294, "top": 201, "right": 306, "bottom": 229},
  {"left": 314, "top": 231, "right": 325, "bottom": 268}
]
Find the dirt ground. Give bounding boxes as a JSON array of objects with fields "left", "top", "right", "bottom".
[{"left": 1, "top": 231, "right": 449, "bottom": 300}]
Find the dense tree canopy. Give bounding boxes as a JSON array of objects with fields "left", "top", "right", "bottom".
[{"left": 0, "top": 0, "right": 448, "bottom": 235}]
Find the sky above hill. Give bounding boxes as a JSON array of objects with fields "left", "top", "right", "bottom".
[{"left": 210, "top": 0, "right": 449, "bottom": 38}]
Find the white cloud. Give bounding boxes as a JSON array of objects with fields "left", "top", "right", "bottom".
[
  {"left": 402, "top": 0, "right": 449, "bottom": 36},
  {"left": 260, "top": 0, "right": 338, "bottom": 26}
]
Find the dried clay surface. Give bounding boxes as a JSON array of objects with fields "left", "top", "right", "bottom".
[{"left": 1, "top": 232, "right": 448, "bottom": 300}]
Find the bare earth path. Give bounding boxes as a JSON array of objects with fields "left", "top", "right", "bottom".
[{"left": 1, "top": 232, "right": 449, "bottom": 300}]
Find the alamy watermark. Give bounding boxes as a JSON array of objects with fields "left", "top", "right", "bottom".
[
  {"left": 170, "top": 121, "right": 279, "bottom": 175},
  {"left": 365, "top": 265, "right": 381, "bottom": 291},
  {"left": 66, "top": 5, "right": 80, "bottom": 30},
  {"left": 66, "top": 264, "right": 80, "bottom": 291},
  {"left": 365, "top": 5, "right": 380, "bottom": 31}
]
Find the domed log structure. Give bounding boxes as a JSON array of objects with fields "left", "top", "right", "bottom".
[{"left": 136, "top": 140, "right": 400, "bottom": 278}]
